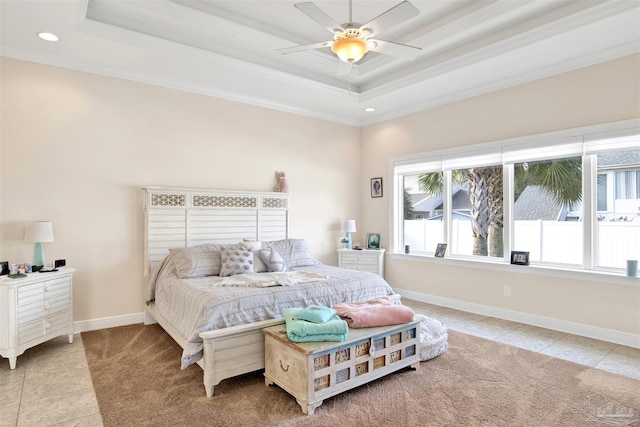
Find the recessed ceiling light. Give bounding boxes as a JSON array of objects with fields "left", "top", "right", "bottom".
[
  {"left": 37, "top": 32, "right": 59, "bottom": 42},
  {"left": 364, "top": 107, "right": 376, "bottom": 112}
]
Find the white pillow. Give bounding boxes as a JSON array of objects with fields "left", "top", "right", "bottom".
[
  {"left": 170, "top": 244, "right": 222, "bottom": 279},
  {"left": 239, "top": 240, "right": 268, "bottom": 273},
  {"left": 220, "top": 246, "right": 255, "bottom": 277}
]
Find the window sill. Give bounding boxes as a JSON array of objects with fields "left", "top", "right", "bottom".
[{"left": 388, "top": 252, "right": 640, "bottom": 287}]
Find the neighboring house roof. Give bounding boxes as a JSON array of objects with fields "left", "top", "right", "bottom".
[
  {"left": 514, "top": 185, "right": 564, "bottom": 220},
  {"left": 412, "top": 189, "right": 472, "bottom": 214},
  {"left": 412, "top": 194, "right": 442, "bottom": 212},
  {"left": 598, "top": 151, "right": 640, "bottom": 169}
]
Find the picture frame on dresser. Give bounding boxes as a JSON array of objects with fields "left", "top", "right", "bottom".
[
  {"left": 0, "top": 261, "right": 8, "bottom": 275},
  {"left": 11, "top": 263, "right": 31, "bottom": 275},
  {"left": 366, "top": 233, "right": 381, "bottom": 249}
]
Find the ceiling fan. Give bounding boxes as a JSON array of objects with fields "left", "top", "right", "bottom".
[{"left": 278, "top": 0, "right": 422, "bottom": 74}]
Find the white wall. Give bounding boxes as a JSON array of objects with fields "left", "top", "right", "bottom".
[
  {"left": 361, "top": 54, "right": 640, "bottom": 338},
  {"left": 0, "top": 58, "right": 360, "bottom": 322}
]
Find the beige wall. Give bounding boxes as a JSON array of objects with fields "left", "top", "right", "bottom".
[
  {"left": 1, "top": 54, "right": 639, "bottom": 338},
  {"left": 361, "top": 54, "right": 640, "bottom": 336},
  {"left": 0, "top": 58, "right": 360, "bottom": 321}
]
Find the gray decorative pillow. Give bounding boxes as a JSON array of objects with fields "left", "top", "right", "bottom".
[
  {"left": 259, "top": 246, "right": 287, "bottom": 272},
  {"left": 220, "top": 246, "right": 255, "bottom": 277},
  {"left": 263, "top": 238, "right": 318, "bottom": 268},
  {"left": 170, "top": 244, "right": 223, "bottom": 279}
]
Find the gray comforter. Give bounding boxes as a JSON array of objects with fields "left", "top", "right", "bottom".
[{"left": 147, "top": 253, "right": 396, "bottom": 368}]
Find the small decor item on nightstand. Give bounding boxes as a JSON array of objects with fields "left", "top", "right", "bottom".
[
  {"left": 370, "top": 177, "right": 383, "bottom": 198},
  {"left": 366, "top": 233, "right": 381, "bottom": 249},
  {"left": 510, "top": 251, "right": 530, "bottom": 265},
  {"left": 435, "top": 243, "right": 447, "bottom": 258},
  {"left": 54, "top": 259, "right": 66, "bottom": 269},
  {"left": 0, "top": 261, "right": 8, "bottom": 276}
]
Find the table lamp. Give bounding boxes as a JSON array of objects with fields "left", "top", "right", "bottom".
[
  {"left": 342, "top": 220, "right": 356, "bottom": 249},
  {"left": 24, "top": 221, "right": 54, "bottom": 267}
]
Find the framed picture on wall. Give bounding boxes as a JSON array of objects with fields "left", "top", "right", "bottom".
[{"left": 370, "top": 177, "right": 383, "bottom": 198}]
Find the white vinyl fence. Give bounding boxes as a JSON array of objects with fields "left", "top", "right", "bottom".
[{"left": 404, "top": 220, "right": 640, "bottom": 268}]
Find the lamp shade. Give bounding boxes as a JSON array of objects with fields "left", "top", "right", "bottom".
[
  {"left": 342, "top": 220, "right": 356, "bottom": 233},
  {"left": 24, "top": 221, "right": 54, "bottom": 243}
]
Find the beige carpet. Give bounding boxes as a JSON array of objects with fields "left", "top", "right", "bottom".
[{"left": 82, "top": 324, "right": 640, "bottom": 427}]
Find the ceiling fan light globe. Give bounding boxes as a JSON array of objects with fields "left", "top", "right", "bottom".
[{"left": 331, "top": 37, "right": 367, "bottom": 63}]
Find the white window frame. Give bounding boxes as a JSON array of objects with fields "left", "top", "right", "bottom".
[{"left": 389, "top": 119, "right": 640, "bottom": 284}]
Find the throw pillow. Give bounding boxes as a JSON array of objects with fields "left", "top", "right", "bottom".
[
  {"left": 220, "top": 246, "right": 255, "bottom": 277},
  {"left": 239, "top": 240, "right": 268, "bottom": 273},
  {"left": 259, "top": 246, "right": 287, "bottom": 272}
]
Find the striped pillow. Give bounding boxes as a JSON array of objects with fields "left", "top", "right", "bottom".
[{"left": 170, "top": 244, "right": 223, "bottom": 279}]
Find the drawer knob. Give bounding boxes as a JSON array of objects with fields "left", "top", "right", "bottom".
[{"left": 279, "top": 360, "right": 290, "bottom": 372}]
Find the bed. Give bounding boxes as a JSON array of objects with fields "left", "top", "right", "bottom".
[{"left": 142, "top": 187, "right": 399, "bottom": 397}]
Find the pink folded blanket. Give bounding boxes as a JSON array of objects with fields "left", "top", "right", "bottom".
[{"left": 333, "top": 297, "right": 415, "bottom": 328}]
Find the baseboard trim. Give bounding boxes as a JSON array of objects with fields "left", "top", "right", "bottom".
[
  {"left": 74, "top": 312, "right": 145, "bottom": 334},
  {"left": 74, "top": 293, "right": 640, "bottom": 350},
  {"left": 395, "top": 288, "right": 640, "bottom": 349}
]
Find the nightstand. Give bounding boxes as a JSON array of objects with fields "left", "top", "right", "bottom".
[
  {"left": 0, "top": 268, "right": 75, "bottom": 369},
  {"left": 337, "top": 249, "right": 385, "bottom": 277}
]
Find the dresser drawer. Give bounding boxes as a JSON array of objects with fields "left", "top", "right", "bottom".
[
  {"left": 18, "top": 292, "right": 72, "bottom": 325},
  {"left": 17, "top": 277, "right": 71, "bottom": 307},
  {"left": 18, "top": 310, "right": 72, "bottom": 345}
]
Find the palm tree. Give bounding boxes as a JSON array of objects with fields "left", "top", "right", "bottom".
[
  {"left": 416, "top": 158, "right": 582, "bottom": 257},
  {"left": 403, "top": 188, "right": 414, "bottom": 219}
]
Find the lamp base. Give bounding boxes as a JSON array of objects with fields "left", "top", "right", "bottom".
[
  {"left": 344, "top": 232, "right": 352, "bottom": 249},
  {"left": 33, "top": 242, "right": 46, "bottom": 267}
]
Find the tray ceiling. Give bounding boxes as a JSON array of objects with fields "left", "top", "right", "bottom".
[{"left": 1, "top": 0, "right": 638, "bottom": 126}]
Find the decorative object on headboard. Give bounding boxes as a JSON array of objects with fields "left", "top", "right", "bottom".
[
  {"left": 274, "top": 171, "right": 289, "bottom": 193},
  {"left": 143, "top": 187, "right": 289, "bottom": 275}
]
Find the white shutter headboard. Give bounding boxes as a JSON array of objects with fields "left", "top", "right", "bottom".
[{"left": 143, "top": 187, "right": 289, "bottom": 275}]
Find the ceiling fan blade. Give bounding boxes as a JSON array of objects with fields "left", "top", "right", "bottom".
[
  {"left": 360, "top": 1, "right": 419, "bottom": 37},
  {"left": 336, "top": 60, "right": 353, "bottom": 76},
  {"left": 294, "top": 2, "right": 344, "bottom": 34},
  {"left": 277, "top": 40, "right": 333, "bottom": 55},
  {"left": 367, "top": 39, "right": 421, "bottom": 60}
]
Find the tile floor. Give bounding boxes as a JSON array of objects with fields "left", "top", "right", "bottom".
[{"left": 1, "top": 300, "right": 638, "bottom": 427}]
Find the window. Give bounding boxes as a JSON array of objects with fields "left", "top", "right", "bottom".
[
  {"left": 596, "top": 149, "right": 640, "bottom": 269},
  {"left": 391, "top": 120, "right": 640, "bottom": 275},
  {"left": 513, "top": 157, "right": 583, "bottom": 265}
]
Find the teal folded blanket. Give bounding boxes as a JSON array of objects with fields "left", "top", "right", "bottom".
[
  {"left": 293, "top": 305, "right": 337, "bottom": 323},
  {"left": 284, "top": 308, "right": 348, "bottom": 343}
]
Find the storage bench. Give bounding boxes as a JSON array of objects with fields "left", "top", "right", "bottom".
[{"left": 263, "top": 320, "right": 421, "bottom": 415}]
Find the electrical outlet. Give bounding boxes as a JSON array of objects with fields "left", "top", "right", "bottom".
[{"left": 504, "top": 285, "right": 511, "bottom": 296}]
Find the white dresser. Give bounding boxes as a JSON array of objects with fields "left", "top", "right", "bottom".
[
  {"left": 337, "top": 249, "right": 385, "bottom": 277},
  {"left": 0, "top": 268, "right": 75, "bottom": 369}
]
